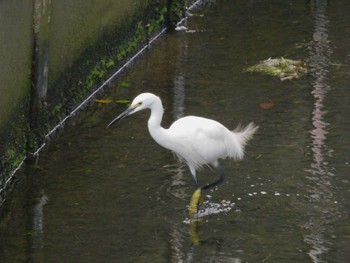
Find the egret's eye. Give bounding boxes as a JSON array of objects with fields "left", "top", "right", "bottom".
[{"left": 137, "top": 102, "right": 143, "bottom": 106}]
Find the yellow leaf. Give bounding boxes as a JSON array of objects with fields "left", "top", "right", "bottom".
[
  {"left": 116, "top": 99, "right": 131, "bottom": 104},
  {"left": 95, "top": 99, "right": 113, "bottom": 104}
]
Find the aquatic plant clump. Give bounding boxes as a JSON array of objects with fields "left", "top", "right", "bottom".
[{"left": 245, "top": 57, "right": 308, "bottom": 81}]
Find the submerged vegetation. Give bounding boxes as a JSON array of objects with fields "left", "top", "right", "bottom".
[{"left": 245, "top": 57, "right": 308, "bottom": 81}]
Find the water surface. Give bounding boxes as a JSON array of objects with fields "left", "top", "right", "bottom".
[{"left": 1, "top": 0, "right": 350, "bottom": 262}]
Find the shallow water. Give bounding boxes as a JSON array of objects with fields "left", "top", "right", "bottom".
[{"left": 1, "top": 0, "right": 350, "bottom": 262}]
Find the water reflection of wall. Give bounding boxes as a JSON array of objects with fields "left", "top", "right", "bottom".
[{"left": 304, "top": 0, "right": 338, "bottom": 262}]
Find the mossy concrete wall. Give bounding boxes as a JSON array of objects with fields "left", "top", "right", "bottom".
[{"left": 0, "top": 0, "right": 191, "bottom": 207}]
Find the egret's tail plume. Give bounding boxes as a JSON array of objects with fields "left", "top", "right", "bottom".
[{"left": 234, "top": 122, "right": 259, "bottom": 147}]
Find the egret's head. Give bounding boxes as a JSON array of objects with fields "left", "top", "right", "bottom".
[{"left": 107, "top": 93, "right": 159, "bottom": 128}]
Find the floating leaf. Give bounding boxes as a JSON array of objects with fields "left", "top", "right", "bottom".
[
  {"left": 95, "top": 99, "right": 113, "bottom": 104},
  {"left": 116, "top": 99, "right": 131, "bottom": 104},
  {"left": 259, "top": 102, "right": 275, "bottom": 110}
]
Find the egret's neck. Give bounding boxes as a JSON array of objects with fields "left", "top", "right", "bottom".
[{"left": 147, "top": 98, "right": 169, "bottom": 147}]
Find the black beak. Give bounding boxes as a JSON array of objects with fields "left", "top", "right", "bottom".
[{"left": 107, "top": 106, "right": 135, "bottom": 128}]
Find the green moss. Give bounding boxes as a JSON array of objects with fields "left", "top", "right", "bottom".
[
  {"left": 167, "top": 0, "right": 188, "bottom": 28},
  {"left": 147, "top": 6, "right": 167, "bottom": 34},
  {"left": 245, "top": 57, "right": 308, "bottom": 81},
  {"left": 0, "top": 109, "right": 29, "bottom": 183}
]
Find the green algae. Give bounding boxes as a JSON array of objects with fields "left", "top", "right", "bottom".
[{"left": 245, "top": 57, "right": 308, "bottom": 81}]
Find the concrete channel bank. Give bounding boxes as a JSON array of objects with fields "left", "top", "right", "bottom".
[{"left": 0, "top": 0, "right": 197, "bottom": 209}]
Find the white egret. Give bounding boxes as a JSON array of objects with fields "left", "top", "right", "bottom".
[{"left": 108, "top": 93, "right": 258, "bottom": 215}]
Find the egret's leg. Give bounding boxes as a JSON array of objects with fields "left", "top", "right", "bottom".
[
  {"left": 188, "top": 164, "right": 226, "bottom": 216},
  {"left": 189, "top": 167, "right": 202, "bottom": 216},
  {"left": 189, "top": 188, "right": 202, "bottom": 216},
  {"left": 201, "top": 163, "right": 225, "bottom": 191}
]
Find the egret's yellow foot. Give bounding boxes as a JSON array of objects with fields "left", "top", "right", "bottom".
[
  {"left": 189, "top": 188, "right": 202, "bottom": 216},
  {"left": 190, "top": 220, "right": 200, "bottom": 245}
]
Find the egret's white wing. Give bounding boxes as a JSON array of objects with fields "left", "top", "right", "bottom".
[{"left": 168, "top": 116, "right": 239, "bottom": 168}]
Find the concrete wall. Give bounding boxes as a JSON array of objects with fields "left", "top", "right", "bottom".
[
  {"left": 0, "top": 0, "right": 190, "bottom": 207},
  {"left": 0, "top": 0, "right": 33, "bottom": 202}
]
